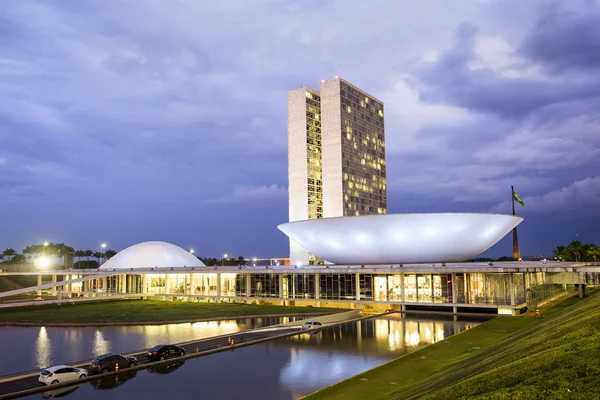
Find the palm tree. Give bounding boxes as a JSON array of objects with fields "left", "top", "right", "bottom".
[
  {"left": 553, "top": 245, "right": 570, "bottom": 261},
  {"left": 104, "top": 249, "right": 117, "bottom": 259},
  {"left": 2, "top": 248, "right": 17, "bottom": 263},
  {"left": 587, "top": 244, "right": 600, "bottom": 263},
  {"left": 567, "top": 240, "right": 585, "bottom": 262},
  {"left": 74, "top": 250, "right": 85, "bottom": 268},
  {"left": 84, "top": 250, "right": 93, "bottom": 262},
  {"left": 93, "top": 252, "right": 102, "bottom": 265}
]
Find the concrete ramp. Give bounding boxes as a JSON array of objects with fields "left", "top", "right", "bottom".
[{"left": 277, "top": 310, "right": 362, "bottom": 327}]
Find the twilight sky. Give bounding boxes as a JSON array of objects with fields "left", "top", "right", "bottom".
[{"left": 1, "top": 0, "right": 599, "bottom": 258}]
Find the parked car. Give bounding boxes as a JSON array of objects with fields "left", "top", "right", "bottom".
[
  {"left": 301, "top": 321, "right": 323, "bottom": 330},
  {"left": 147, "top": 344, "right": 186, "bottom": 361},
  {"left": 88, "top": 354, "right": 137, "bottom": 374},
  {"left": 38, "top": 365, "right": 88, "bottom": 385}
]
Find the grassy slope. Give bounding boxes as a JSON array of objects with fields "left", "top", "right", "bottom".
[
  {"left": 307, "top": 290, "right": 600, "bottom": 400},
  {"left": 0, "top": 300, "right": 339, "bottom": 324}
]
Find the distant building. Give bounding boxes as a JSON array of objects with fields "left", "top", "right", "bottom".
[{"left": 287, "top": 77, "right": 387, "bottom": 266}]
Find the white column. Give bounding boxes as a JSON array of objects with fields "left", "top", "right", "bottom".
[
  {"left": 279, "top": 274, "right": 284, "bottom": 301},
  {"left": 142, "top": 275, "right": 148, "bottom": 298},
  {"left": 37, "top": 275, "right": 43, "bottom": 296},
  {"left": 67, "top": 274, "right": 72, "bottom": 298},
  {"left": 51, "top": 275, "right": 57, "bottom": 296},
  {"left": 189, "top": 273, "right": 195, "bottom": 299},
  {"left": 216, "top": 273, "right": 221, "bottom": 299},
  {"left": 246, "top": 273, "right": 252, "bottom": 299},
  {"left": 400, "top": 273, "right": 405, "bottom": 303},
  {"left": 164, "top": 274, "right": 171, "bottom": 301},
  {"left": 355, "top": 272, "right": 361, "bottom": 302},
  {"left": 451, "top": 273, "right": 457, "bottom": 304},
  {"left": 510, "top": 273, "right": 516, "bottom": 306}
]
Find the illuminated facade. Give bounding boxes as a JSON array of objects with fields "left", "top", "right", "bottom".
[
  {"left": 288, "top": 87, "right": 324, "bottom": 266},
  {"left": 278, "top": 213, "right": 523, "bottom": 265},
  {"left": 321, "top": 77, "right": 387, "bottom": 217},
  {"left": 3, "top": 262, "right": 585, "bottom": 317},
  {"left": 287, "top": 77, "right": 387, "bottom": 265}
]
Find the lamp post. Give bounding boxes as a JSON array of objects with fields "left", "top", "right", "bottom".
[
  {"left": 189, "top": 249, "right": 194, "bottom": 254},
  {"left": 43, "top": 242, "right": 49, "bottom": 257},
  {"left": 100, "top": 243, "right": 106, "bottom": 265},
  {"left": 222, "top": 253, "right": 228, "bottom": 267}
]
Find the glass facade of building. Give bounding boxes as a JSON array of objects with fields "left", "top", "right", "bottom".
[
  {"left": 305, "top": 90, "right": 325, "bottom": 265},
  {"left": 50, "top": 269, "right": 564, "bottom": 314},
  {"left": 339, "top": 81, "right": 387, "bottom": 216}
]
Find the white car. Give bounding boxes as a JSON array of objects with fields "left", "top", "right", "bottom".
[
  {"left": 38, "top": 365, "right": 88, "bottom": 385},
  {"left": 301, "top": 321, "right": 323, "bottom": 330}
]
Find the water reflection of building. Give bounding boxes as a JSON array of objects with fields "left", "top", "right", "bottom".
[{"left": 278, "top": 315, "right": 479, "bottom": 394}]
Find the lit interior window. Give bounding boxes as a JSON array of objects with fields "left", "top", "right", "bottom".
[
  {"left": 378, "top": 110, "right": 383, "bottom": 117},
  {"left": 347, "top": 106, "right": 352, "bottom": 113}
]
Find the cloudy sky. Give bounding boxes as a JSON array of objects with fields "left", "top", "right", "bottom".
[{"left": 1, "top": 0, "right": 599, "bottom": 258}]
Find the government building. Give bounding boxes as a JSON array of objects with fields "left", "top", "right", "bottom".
[{"left": 288, "top": 77, "right": 387, "bottom": 266}]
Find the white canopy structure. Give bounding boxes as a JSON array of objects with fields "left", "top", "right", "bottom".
[
  {"left": 99, "top": 241, "right": 206, "bottom": 270},
  {"left": 278, "top": 213, "right": 523, "bottom": 265}
]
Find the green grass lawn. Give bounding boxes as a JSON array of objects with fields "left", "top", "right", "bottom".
[
  {"left": 306, "top": 289, "right": 600, "bottom": 400},
  {"left": 0, "top": 300, "right": 340, "bottom": 324}
]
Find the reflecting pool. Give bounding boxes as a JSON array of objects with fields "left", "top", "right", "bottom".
[
  {"left": 0, "top": 316, "right": 293, "bottom": 375},
  {"left": 18, "top": 315, "right": 484, "bottom": 400}
]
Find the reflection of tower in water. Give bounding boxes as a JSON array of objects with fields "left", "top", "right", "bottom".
[{"left": 35, "top": 327, "right": 53, "bottom": 369}]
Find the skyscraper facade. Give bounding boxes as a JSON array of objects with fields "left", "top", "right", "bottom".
[
  {"left": 287, "top": 77, "right": 387, "bottom": 265},
  {"left": 321, "top": 77, "right": 387, "bottom": 218},
  {"left": 287, "top": 87, "right": 324, "bottom": 265}
]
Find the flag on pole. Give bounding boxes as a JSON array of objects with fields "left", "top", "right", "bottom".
[{"left": 512, "top": 188, "right": 525, "bottom": 207}]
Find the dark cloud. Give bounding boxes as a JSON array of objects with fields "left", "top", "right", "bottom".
[
  {"left": 521, "top": 9, "right": 600, "bottom": 73},
  {"left": 415, "top": 22, "right": 600, "bottom": 119}
]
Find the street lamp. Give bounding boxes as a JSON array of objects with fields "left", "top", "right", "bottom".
[
  {"left": 189, "top": 249, "right": 194, "bottom": 254},
  {"left": 222, "top": 253, "right": 228, "bottom": 267},
  {"left": 43, "top": 242, "right": 49, "bottom": 256},
  {"left": 100, "top": 243, "right": 106, "bottom": 265}
]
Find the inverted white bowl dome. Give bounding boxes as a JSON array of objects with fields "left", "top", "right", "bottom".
[
  {"left": 278, "top": 213, "right": 523, "bottom": 265},
  {"left": 99, "top": 241, "right": 205, "bottom": 270}
]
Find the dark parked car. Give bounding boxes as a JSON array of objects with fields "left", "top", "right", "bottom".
[
  {"left": 88, "top": 354, "right": 137, "bottom": 374},
  {"left": 147, "top": 345, "right": 186, "bottom": 361}
]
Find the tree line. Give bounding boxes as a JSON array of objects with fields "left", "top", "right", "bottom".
[
  {"left": 199, "top": 256, "right": 246, "bottom": 266},
  {"left": 553, "top": 240, "right": 600, "bottom": 262},
  {"left": 0, "top": 242, "right": 117, "bottom": 268}
]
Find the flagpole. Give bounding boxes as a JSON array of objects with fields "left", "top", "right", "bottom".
[{"left": 511, "top": 186, "right": 520, "bottom": 260}]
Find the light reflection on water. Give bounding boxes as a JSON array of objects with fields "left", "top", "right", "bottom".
[
  {"left": 34, "top": 327, "right": 52, "bottom": 369},
  {"left": 20, "top": 315, "right": 485, "bottom": 400},
  {"left": 0, "top": 317, "right": 289, "bottom": 374}
]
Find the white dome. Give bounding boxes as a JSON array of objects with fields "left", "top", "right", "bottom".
[
  {"left": 278, "top": 213, "right": 523, "bottom": 265},
  {"left": 99, "top": 241, "right": 206, "bottom": 270}
]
